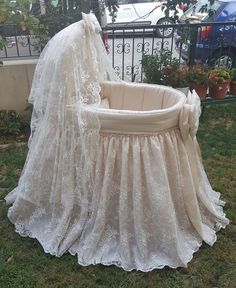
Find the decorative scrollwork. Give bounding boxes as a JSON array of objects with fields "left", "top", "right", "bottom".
[
  {"left": 125, "top": 65, "right": 132, "bottom": 76},
  {"left": 29, "top": 37, "right": 41, "bottom": 54},
  {"left": 116, "top": 43, "right": 131, "bottom": 54},
  {"left": 114, "top": 66, "right": 121, "bottom": 77},
  {"left": 136, "top": 42, "right": 150, "bottom": 54},
  {"left": 17, "top": 36, "right": 30, "bottom": 48},
  {"left": 162, "top": 40, "right": 171, "bottom": 50},
  {"left": 153, "top": 40, "right": 163, "bottom": 52},
  {"left": 125, "top": 65, "right": 141, "bottom": 82},
  {"left": 6, "top": 37, "right": 16, "bottom": 48},
  {"left": 125, "top": 65, "right": 140, "bottom": 76},
  {"left": 154, "top": 39, "right": 171, "bottom": 52}
]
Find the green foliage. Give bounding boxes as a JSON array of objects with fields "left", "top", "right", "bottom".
[
  {"left": 141, "top": 51, "right": 165, "bottom": 85},
  {"left": 0, "top": 0, "right": 41, "bottom": 50},
  {"left": 229, "top": 68, "right": 236, "bottom": 81},
  {"left": 0, "top": 0, "right": 121, "bottom": 51},
  {"left": 208, "top": 67, "right": 230, "bottom": 86},
  {"left": 0, "top": 1, "right": 213, "bottom": 52},
  {"left": 141, "top": 49, "right": 190, "bottom": 88},
  {"left": 0, "top": 110, "right": 25, "bottom": 136},
  {"left": 164, "top": 63, "right": 190, "bottom": 88},
  {"left": 141, "top": 49, "right": 177, "bottom": 84},
  {"left": 161, "top": 0, "right": 216, "bottom": 19},
  {"left": 105, "top": 0, "right": 119, "bottom": 22},
  {"left": 0, "top": 0, "right": 35, "bottom": 25},
  {"left": 189, "top": 64, "right": 209, "bottom": 86}
]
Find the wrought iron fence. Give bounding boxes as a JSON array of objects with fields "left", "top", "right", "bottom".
[
  {"left": 103, "top": 21, "right": 236, "bottom": 82},
  {"left": 1, "top": 21, "right": 236, "bottom": 82},
  {"left": 0, "top": 24, "right": 42, "bottom": 59}
]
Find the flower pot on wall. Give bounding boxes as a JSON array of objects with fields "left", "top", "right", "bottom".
[
  {"left": 230, "top": 80, "right": 236, "bottom": 96},
  {"left": 190, "top": 83, "right": 208, "bottom": 100},
  {"left": 209, "top": 80, "right": 230, "bottom": 100}
]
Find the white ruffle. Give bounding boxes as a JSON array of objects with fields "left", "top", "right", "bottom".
[{"left": 7, "top": 128, "right": 229, "bottom": 271}]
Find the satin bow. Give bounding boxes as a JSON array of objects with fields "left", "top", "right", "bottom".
[{"left": 179, "top": 90, "right": 201, "bottom": 142}]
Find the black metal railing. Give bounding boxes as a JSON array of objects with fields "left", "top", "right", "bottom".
[
  {"left": 1, "top": 21, "right": 236, "bottom": 82},
  {"left": 103, "top": 21, "right": 236, "bottom": 82},
  {"left": 0, "top": 24, "right": 42, "bottom": 59}
]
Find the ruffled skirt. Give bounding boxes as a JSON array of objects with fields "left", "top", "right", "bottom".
[{"left": 6, "top": 128, "right": 229, "bottom": 271}]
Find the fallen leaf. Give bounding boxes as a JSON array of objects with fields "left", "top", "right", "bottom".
[
  {"left": 6, "top": 255, "right": 13, "bottom": 263},
  {"left": 14, "top": 169, "right": 22, "bottom": 177}
]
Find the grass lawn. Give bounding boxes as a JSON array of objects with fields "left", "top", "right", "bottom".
[{"left": 0, "top": 103, "right": 236, "bottom": 288}]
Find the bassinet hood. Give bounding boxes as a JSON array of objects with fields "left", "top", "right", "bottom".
[
  {"left": 28, "top": 13, "right": 117, "bottom": 143},
  {"left": 5, "top": 13, "right": 118, "bottom": 207}
]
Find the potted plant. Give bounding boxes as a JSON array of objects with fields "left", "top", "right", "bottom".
[
  {"left": 162, "top": 63, "right": 190, "bottom": 95},
  {"left": 189, "top": 64, "right": 209, "bottom": 100},
  {"left": 176, "top": 65, "right": 190, "bottom": 95},
  {"left": 229, "top": 68, "right": 236, "bottom": 96},
  {"left": 208, "top": 67, "right": 230, "bottom": 99},
  {"left": 141, "top": 49, "right": 177, "bottom": 85},
  {"left": 141, "top": 50, "right": 190, "bottom": 94},
  {"left": 141, "top": 53, "right": 163, "bottom": 84}
]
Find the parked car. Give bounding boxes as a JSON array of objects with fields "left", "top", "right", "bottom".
[
  {"left": 106, "top": 0, "right": 183, "bottom": 38},
  {"left": 175, "top": 0, "right": 236, "bottom": 69}
]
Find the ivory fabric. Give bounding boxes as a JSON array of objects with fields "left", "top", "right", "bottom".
[
  {"left": 5, "top": 16, "right": 229, "bottom": 271},
  {"left": 76, "top": 83, "right": 229, "bottom": 271}
]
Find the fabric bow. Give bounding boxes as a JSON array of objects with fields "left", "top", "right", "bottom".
[
  {"left": 179, "top": 90, "right": 201, "bottom": 142},
  {"left": 82, "top": 13, "right": 102, "bottom": 34}
]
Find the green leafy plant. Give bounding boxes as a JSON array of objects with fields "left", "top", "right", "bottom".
[
  {"left": 229, "top": 68, "right": 236, "bottom": 81},
  {"left": 1, "top": 1, "right": 211, "bottom": 53},
  {"left": 141, "top": 49, "right": 179, "bottom": 85},
  {"left": 105, "top": 0, "right": 119, "bottom": 22},
  {"left": 0, "top": 0, "right": 120, "bottom": 51},
  {"left": 164, "top": 64, "right": 190, "bottom": 88},
  {"left": 0, "top": 110, "right": 24, "bottom": 136},
  {"left": 141, "top": 50, "right": 171, "bottom": 84},
  {"left": 141, "top": 49, "right": 190, "bottom": 88},
  {"left": 189, "top": 64, "right": 209, "bottom": 86},
  {"left": 208, "top": 67, "right": 230, "bottom": 86}
]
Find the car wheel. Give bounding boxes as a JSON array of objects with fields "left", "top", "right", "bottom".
[
  {"left": 155, "top": 18, "right": 174, "bottom": 38},
  {"left": 209, "top": 50, "right": 235, "bottom": 70}
]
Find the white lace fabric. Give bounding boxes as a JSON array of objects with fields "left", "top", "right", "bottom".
[{"left": 5, "top": 14, "right": 229, "bottom": 272}]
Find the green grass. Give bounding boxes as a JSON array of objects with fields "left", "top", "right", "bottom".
[{"left": 0, "top": 103, "right": 236, "bottom": 288}]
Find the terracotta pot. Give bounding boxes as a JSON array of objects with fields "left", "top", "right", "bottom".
[
  {"left": 190, "top": 83, "right": 208, "bottom": 100},
  {"left": 209, "top": 80, "right": 230, "bottom": 100},
  {"left": 230, "top": 80, "right": 236, "bottom": 96}
]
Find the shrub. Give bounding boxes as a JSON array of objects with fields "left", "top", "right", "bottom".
[
  {"left": 141, "top": 49, "right": 189, "bottom": 88},
  {"left": 229, "top": 68, "right": 236, "bottom": 81},
  {"left": 189, "top": 64, "right": 209, "bottom": 86},
  {"left": 208, "top": 67, "right": 230, "bottom": 86},
  {"left": 0, "top": 110, "right": 25, "bottom": 136}
]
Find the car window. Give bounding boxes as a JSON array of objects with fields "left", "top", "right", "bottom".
[
  {"left": 134, "top": 0, "right": 154, "bottom": 3},
  {"left": 219, "top": 2, "right": 236, "bottom": 21},
  {"left": 117, "top": 0, "right": 153, "bottom": 3},
  {"left": 184, "top": 0, "right": 222, "bottom": 20},
  {"left": 117, "top": 0, "right": 132, "bottom": 4}
]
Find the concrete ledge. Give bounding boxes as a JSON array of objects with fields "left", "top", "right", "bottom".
[
  {"left": 2, "top": 58, "right": 38, "bottom": 66},
  {"left": 0, "top": 59, "right": 37, "bottom": 115}
]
